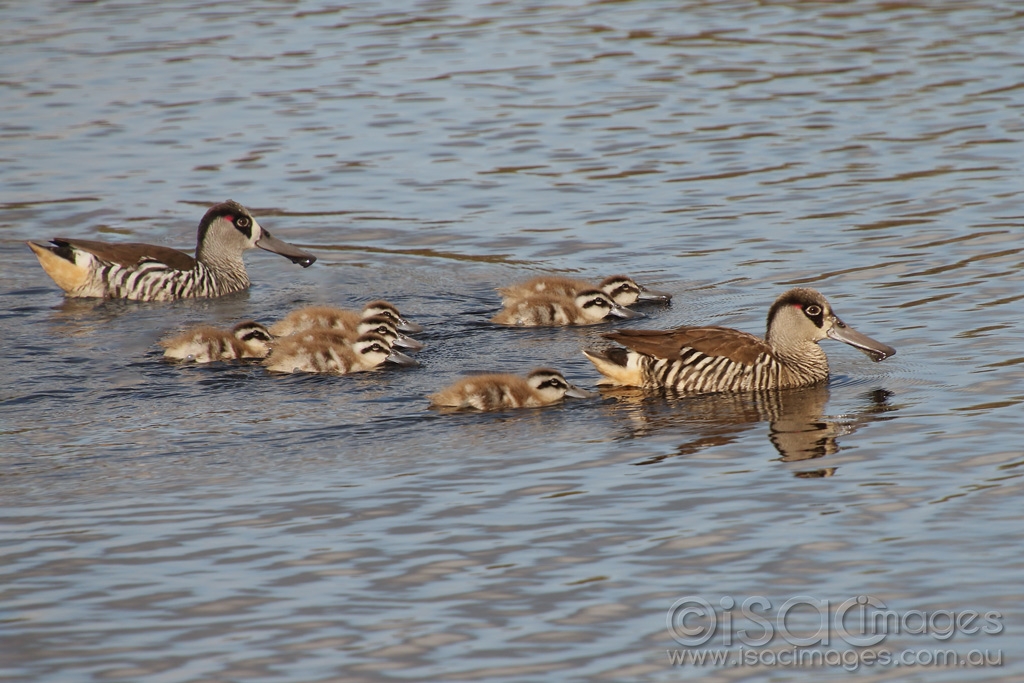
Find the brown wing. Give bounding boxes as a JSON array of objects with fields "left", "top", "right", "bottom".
[
  {"left": 54, "top": 238, "right": 197, "bottom": 271},
  {"left": 602, "top": 325, "right": 769, "bottom": 366}
]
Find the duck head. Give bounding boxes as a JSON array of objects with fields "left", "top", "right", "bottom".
[
  {"left": 196, "top": 200, "right": 316, "bottom": 267},
  {"left": 766, "top": 288, "right": 896, "bottom": 362}
]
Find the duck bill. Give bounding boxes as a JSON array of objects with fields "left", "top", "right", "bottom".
[
  {"left": 826, "top": 318, "right": 896, "bottom": 362},
  {"left": 636, "top": 287, "right": 672, "bottom": 303},
  {"left": 256, "top": 227, "right": 317, "bottom": 268},
  {"left": 385, "top": 348, "right": 420, "bottom": 367},
  {"left": 564, "top": 383, "right": 599, "bottom": 399},
  {"left": 395, "top": 317, "right": 424, "bottom": 334},
  {"left": 608, "top": 303, "right": 643, "bottom": 320},
  {"left": 393, "top": 333, "right": 425, "bottom": 351}
]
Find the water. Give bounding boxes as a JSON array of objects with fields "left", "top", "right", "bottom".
[{"left": 2, "top": 1, "right": 1023, "bottom": 680}]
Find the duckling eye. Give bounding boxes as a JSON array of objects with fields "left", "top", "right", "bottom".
[
  {"left": 805, "top": 304, "right": 821, "bottom": 316},
  {"left": 236, "top": 216, "right": 251, "bottom": 228}
]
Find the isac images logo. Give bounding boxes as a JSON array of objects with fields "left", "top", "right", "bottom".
[{"left": 665, "top": 595, "right": 1003, "bottom": 671}]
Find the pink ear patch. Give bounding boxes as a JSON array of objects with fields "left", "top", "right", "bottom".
[{"left": 224, "top": 214, "right": 234, "bottom": 223}]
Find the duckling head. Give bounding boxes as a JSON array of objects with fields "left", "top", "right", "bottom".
[
  {"left": 526, "top": 368, "right": 598, "bottom": 402},
  {"left": 574, "top": 289, "right": 643, "bottom": 322},
  {"left": 599, "top": 275, "right": 672, "bottom": 305},
  {"left": 356, "top": 315, "right": 400, "bottom": 346},
  {"left": 358, "top": 315, "right": 425, "bottom": 351},
  {"left": 362, "top": 300, "right": 423, "bottom": 334},
  {"left": 231, "top": 320, "right": 274, "bottom": 358},
  {"left": 351, "top": 332, "right": 419, "bottom": 368}
]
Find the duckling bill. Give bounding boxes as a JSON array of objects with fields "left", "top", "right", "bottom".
[
  {"left": 429, "top": 368, "right": 596, "bottom": 411},
  {"left": 584, "top": 287, "right": 895, "bottom": 393}
]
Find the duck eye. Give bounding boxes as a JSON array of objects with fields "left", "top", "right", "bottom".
[
  {"left": 805, "top": 305, "right": 821, "bottom": 316},
  {"left": 236, "top": 216, "right": 251, "bottom": 228}
]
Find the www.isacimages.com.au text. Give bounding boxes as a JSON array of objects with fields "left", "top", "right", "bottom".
[{"left": 666, "top": 647, "right": 1002, "bottom": 671}]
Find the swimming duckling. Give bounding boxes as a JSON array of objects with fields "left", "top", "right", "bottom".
[
  {"left": 491, "top": 289, "right": 642, "bottom": 326},
  {"left": 429, "top": 368, "right": 596, "bottom": 411},
  {"left": 269, "top": 300, "right": 423, "bottom": 341},
  {"left": 263, "top": 331, "right": 418, "bottom": 374},
  {"left": 584, "top": 287, "right": 896, "bottom": 393},
  {"left": 161, "top": 320, "right": 274, "bottom": 363},
  {"left": 499, "top": 274, "right": 671, "bottom": 306}
]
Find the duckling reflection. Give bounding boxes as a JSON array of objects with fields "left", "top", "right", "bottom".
[{"left": 602, "top": 384, "right": 895, "bottom": 476}]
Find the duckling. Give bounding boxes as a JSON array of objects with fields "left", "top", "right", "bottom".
[
  {"left": 491, "top": 289, "right": 642, "bottom": 326},
  {"left": 161, "top": 320, "right": 274, "bottom": 363},
  {"left": 269, "top": 300, "right": 424, "bottom": 340},
  {"left": 499, "top": 274, "right": 671, "bottom": 306},
  {"left": 584, "top": 287, "right": 896, "bottom": 393},
  {"left": 429, "top": 368, "right": 597, "bottom": 411},
  {"left": 263, "top": 331, "right": 418, "bottom": 374},
  {"left": 28, "top": 200, "right": 315, "bottom": 301}
]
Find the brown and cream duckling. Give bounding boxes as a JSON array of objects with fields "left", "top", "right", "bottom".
[
  {"left": 429, "top": 368, "right": 596, "bottom": 411},
  {"left": 263, "top": 330, "right": 418, "bottom": 375},
  {"left": 161, "top": 320, "right": 274, "bottom": 363},
  {"left": 584, "top": 287, "right": 895, "bottom": 393},
  {"left": 28, "top": 200, "right": 315, "bottom": 301},
  {"left": 499, "top": 274, "right": 671, "bottom": 306},
  {"left": 491, "top": 289, "right": 641, "bottom": 327},
  {"left": 269, "top": 300, "right": 424, "bottom": 344}
]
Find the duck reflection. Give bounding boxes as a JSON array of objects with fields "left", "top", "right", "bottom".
[{"left": 602, "top": 384, "right": 896, "bottom": 477}]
